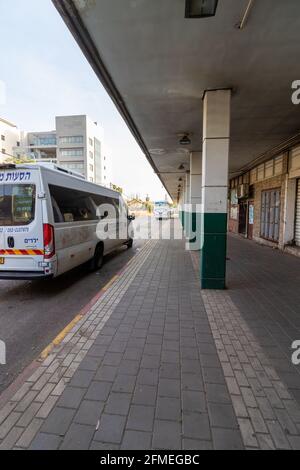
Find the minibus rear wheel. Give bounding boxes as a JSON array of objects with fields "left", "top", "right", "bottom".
[
  {"left": 90, "top": 244, "right": 104, "bottom": 271},
  {"left": 127, "top": 238, "right": 133, "bottom": 249}
]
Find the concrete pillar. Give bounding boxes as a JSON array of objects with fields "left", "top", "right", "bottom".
[
  {"left": 188, "top": 152, "right": 202, "bottom": 250},
  {"left": 201, "top": 89, "right": 231, "bottom": 289},
  {"left": 184, "top": 172, "right": 191, "bottom": 237},
  {"left": 179, "top": 179, "right": 186, "bottom": 228},
  {"left": 178, "top": 191, "right": 184, "bottom": 227}
]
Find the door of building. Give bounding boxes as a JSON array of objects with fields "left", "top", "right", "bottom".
[
  {"left": 247, "top": 201, "right": 254, "bottom": 240},
  {"left": 295, "top": 179, "right": 300, "bottom": 247},
  {"left": 238, "top": 202, "right": 247, "bottom": 236}
]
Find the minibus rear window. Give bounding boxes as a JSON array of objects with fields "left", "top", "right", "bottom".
[{"left": 0, "top": 184, "right": 36, "bottom": 226}]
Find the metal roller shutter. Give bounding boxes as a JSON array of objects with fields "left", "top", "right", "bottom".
[{"left": 295, "top": 179, "right": 300, "bottom": 247}]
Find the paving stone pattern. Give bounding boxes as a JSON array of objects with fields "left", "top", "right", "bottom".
[{"left": 0, "top": 230, "right": 300, "bottom": 450}]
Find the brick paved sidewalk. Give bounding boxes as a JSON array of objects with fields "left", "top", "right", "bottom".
[{"left": 0, "top": 231, "right": 300, "bottom": 450}]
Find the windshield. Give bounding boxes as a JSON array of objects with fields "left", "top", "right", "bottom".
[
  {"left": 155, "top": 202, "right": 169, "bottom": 208},
  {"left": 0, "top": 184, "right": 36, "bottom": 226}
]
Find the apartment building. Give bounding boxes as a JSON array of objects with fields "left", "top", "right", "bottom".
[
  {"left": 20, "top": 130, "right": 57, "bottom": 161},
  {"left": 0, "top": 117, "right": 20, "bottom": 163},
  {"left": 56, "top": 115, "right": 108, "bottom": 185},
  {"left": 18, "top": 115, "right": 111, "bottom": 187}
]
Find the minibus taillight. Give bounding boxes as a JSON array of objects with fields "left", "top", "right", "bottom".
[{"left": 43, "top": 224, "right": 55, "bottom": 259}]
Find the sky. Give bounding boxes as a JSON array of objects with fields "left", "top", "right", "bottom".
[{"left": 0, "top": 0, "right": 167, "bottom": 201}]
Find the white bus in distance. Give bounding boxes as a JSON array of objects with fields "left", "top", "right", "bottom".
[
  {"left": 154, "top": 201, "right": 171, "bottom": 220},
  {"left": 0, "top": 163, "right": 134, "bottom": 280}
]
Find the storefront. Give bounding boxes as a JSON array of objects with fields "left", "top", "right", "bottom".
[
  {"left": 229, "top": 153, "right": 286, "bottom": 248},
  {"left": 228, "top": 145, "right": 300, "bottom": 258}
]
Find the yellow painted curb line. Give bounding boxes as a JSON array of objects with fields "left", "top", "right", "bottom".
[
  {"left": 102, "top": 274, "right": 119, "bottom": 292},
  {"left": 39, "top": 274, "right": 121, "bottom": 361},
  {"left": 40, "top": 314, "right": 83, "bottom": 360}
]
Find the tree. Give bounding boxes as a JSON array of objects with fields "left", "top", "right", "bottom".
[{"left": 4, "top": 154, "right": 35, "bottom": 165}]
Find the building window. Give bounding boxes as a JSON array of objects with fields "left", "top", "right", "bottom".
[
  {"left": 1, "top": 135, "right": 5, "bottom": 141},
  {"left": 89, "top": 164, "right": 94, "bottom": 172},
  {"left": 2, "top": 149, "right": 6, "bottom": 154},
  {"left": 89, "top": 151, "right": 93, "bottom": 160},
  {"left": 89, "top": 138, "right": 93, "bottom": 146},
  {"left": 60, "top": 162, "right": 84, "bottom": 172},
  {"left": 60, "top": 136, "right": 83, "bottom": 144},
  {"left": 36, "top": 137, "right": 57, "bottom": 146},
  {"left": 60, "top": 148, "right": 84, "bottom": 157},
  {"left": 260, "top": 189, "right": 281, "bottom": 242},
  {"left": 16, "top": 141, "right": 20, "bottom": 147},
  {"left": 89, "top": 177, "right": 94, "bottom": 182},
  {"left": 94, "top": 138, "right": 102, "bottom": 182}
]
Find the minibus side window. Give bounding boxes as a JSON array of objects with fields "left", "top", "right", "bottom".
[
  {"left": 119, "top": 197, "right": 128, "bottom": 218},
  {"left": 49, "top": 185, "right": 97, "bottom": 223},
  {"left": 92, "top": 194, "right": 117, "bottom": 220},
  {"left": 110, "top": 197, "right": 120, "bottom": 219},
  {"left": 51, "top": 196, "right": 64, "bottom": 223},
  {"left": 92, "top": 194, "right": 108, "bottom": 217},
  {"left": 49, "top": 186, "right": 120, "bottom": 223}
]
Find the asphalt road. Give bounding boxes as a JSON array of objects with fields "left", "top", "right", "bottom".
[{"left": 0, "top": 240, "right": 146, "bottom": 394}]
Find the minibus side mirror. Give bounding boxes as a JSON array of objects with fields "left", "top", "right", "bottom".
[{"left": 101, "top": 211, "right": 109, "bottom": 220}]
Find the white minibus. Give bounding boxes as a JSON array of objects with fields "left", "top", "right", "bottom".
[{"left": 0, "top": 163, "right": 134, "bottom": 280}]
